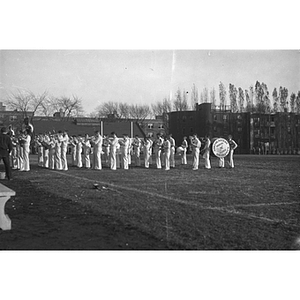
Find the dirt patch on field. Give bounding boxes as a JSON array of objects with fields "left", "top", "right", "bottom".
[{"left": 0, "top": 178, "right": 171, "bottom": 250}]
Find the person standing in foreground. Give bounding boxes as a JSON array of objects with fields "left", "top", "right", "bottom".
[
  {"left": 109, "top": 132, "right": 119, "bottom": 170},
  {"left": 163, "top": 135, "right": 171, "bottom": 171},
  {"left": 19, "top": 129, "right": 31, "bottom": 171},
  {"left": 181, "top": 136, "right": 188, "bottom": 165},
  {"left": 202, "top": 135, "right": 211, "bottom": 169},
  {"left": 191, "top": 134, "right": 201, "bottom": 170},
  {"left": 169, "top": 134, "right": 176, "bottom": 168},
  {"left": 91, "top": 131, "right": 103, "bottom": 170},
  {"left": 0, "top": 127, "right": 13, "bottom": 180},
  {"left": 61, "top": 130, "right": 69, "bottom": 171},
  {"left": 228, "top": 135, "right": 238, "bottom": 168}
]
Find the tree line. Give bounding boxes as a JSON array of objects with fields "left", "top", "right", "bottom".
[{"left": 4, "top": 82, "right": 300, "bottom": 125}]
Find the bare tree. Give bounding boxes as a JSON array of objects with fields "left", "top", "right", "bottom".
[
  {"left": 173, "top": 88, "right": 188, "bottom": 111},
  {"left": 151, "top": 98, "right": 172, "bottom": 116},
  {"left": 210, "top": 88, "right": 217, "bottom": 109},
  {"left": 245, "top": 89, "right": 252, "bottom": 112},
  {"left": 279, "top": 86, "right": 289, "bottom": 112},
  {"left": 290, "top": 93, "right": 296, "bottom": 113},
  {"left": 272, "top": 88, "right": 279, "bottom": 113},
  {"left": 190, "top": 83, "right": 199, "bottom": 110},
  {"left": 129, "top": 104, "right": 151, "bottom": 122},
  {"left": 238, "top": 88, "right": 245, "bottom": 112},
  {"left": 219, "top": 82, "right": 227, "bottom": 111},
  {"left": 229, "top": 83, "right": 238, "bottom": 112},
  {"left": 296, "top": 91, "right": 300, "bottom": 114},
  {"left": 94, "top": 101, "right": 119, "bottom": 118}
]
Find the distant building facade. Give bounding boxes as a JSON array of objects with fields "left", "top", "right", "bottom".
[{"left": 168, "top": 103, "right": 300, "bottom": 154}]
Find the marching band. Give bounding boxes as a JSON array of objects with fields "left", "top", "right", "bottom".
[{"left": 4, "top": 126, "right": 238, "bottom": 174}]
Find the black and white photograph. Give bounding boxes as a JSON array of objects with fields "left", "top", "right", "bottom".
[{"left": 0, "top": 1, "right": 299, "bottom": 299}]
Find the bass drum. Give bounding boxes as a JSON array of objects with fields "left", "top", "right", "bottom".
[{"left": 211, "top": 138, "right": 230, "bottom": 158}]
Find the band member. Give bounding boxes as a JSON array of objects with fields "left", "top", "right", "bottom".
[
  {"left": 0, "top": 127, "right": 13, "bottom": 180},
  {"left": 102, "top": 134, "right": 110, "bottom": 167},
  {"left": 133, "top": 135, "right": 141, "bottom": 167},
  {"left": 143, "top": 136, "right": 152, "bottom": 169},
  {"left": 181, "top": 136, "right": 188, "bottom": 165},
  {"left": 17, "top": 131, "right": 24, "bottom": 170},
  {"left": 22, "top": 117, "right": 34, "bottom": 134},
  {"left": 91, "top": 131, "right": 103, "bottom": 170},
  {"left": 163, "top": 135, "right": 171, "bottom": 171},
  {"left": 169, "top": 134, "right": 176, "bottom": 168},
  {"left": 202, "top": 135, "right": 211, "bottom": 169},
  {"left": 228, "top": 135, "right": 238, "bottom": 168},
  {"left": 119, "top": 133, "right": 130, "bottom": 170},
  {"left": 7, "top": 125, "right": 15, "bottom": 138},
  {"left": 48, "top": 134, "right": 56, "bottom": 170},
  {"left": 61, "top": 130, "right": 69, "bottom": 171},
  {"left": 42, "top": 133, "right": 50, "bottom": 168},
  {"left": 70, "top": 135, "right": 77, "bottom": 166},
  {"left": 76, "top": 135, "right": 83, "bottom": 168},
  {"left": 108, "top": 132, "right": 119, "bottom": 170},
  {"left": 82, "top": 133, "right": 91, "bottom": 168},
  {"left": 154, "top": 133, "right": 163, "bottom": 169},
  {"left": 35, "top": 134, "right": 44, "bottom": 167},
  {"left": 11, "top": 136, "right": 18, "bottom": 170},
  {"left": 19, "top": 129, "right": 31, "bottom": 171},
  {"left": 190, "top": 134, "right": 201, "bottom": 170},
  {"left": 54, "top": 132, "right": 63, "bottom": 170}
]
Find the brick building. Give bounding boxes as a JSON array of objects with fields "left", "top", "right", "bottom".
[{"left": 168, "top": 103, "right": 300, "bottom": 154}]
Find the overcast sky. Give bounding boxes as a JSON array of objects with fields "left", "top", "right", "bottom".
[{"left": 0, "top": 50, "right": 299, "bottom": 114}]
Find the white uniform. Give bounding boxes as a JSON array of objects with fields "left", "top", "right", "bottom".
[
  {"left": 61, "top": 134, "right": 69, "bottom": 171},
  {"left": 92, "top": 134, "right": 103, "bottom": 170},
  {"left": 11, "top": 138, "right": 18, "bottom": 169},
  {"left": 82, "top": 138, "right": 92, "bottom": 168},
  {"left": 133, "top": 137, "right": 141, "bottom": 166},
  {"left": 202, "top": 138, "right": 211, "bottom": 169},
  {"left": 154, "top": 136, "right": 163, "bottom": 169},
  {"left": 119, "top": 136, "right": 130, "bottom": 170},
  {"left": 54, "top": 137, "right": 63, "bottom": 170},
  {"left": 109, "top": 136, "right": 119, "bottom": 170},
  {"left": 70, "top": 138, "right": 77, "bottom": 166},
  {"left": 20, "top": 134, "right": 31, "bottom": 171},
  {"left": 76, "top": 139, "right": 83, "bottom": 168},
  {"left": 163, "top": 139, "right": 171, "bottom": 170},
  {"left": 43, "top": 135, "right": 50, "bottom": 168},
  {"left": 48, "top": 138, "right": 55, "bottom": 170},
  {"left": 36, "top": 138, "right": 44, "bottom": 167},
  {"left": 191, "top": 137, "right": 201, "bottom": 170},
  {"left": 169, "top": 137, "right": 176, "bottom": 168},
  {"left": 229, "top": 139, "right": 238, "bottom": 168},
  {"left": 143, "top": 139, "right": 152, "bottom": 168},
  {"left": 181, "top": 139, "right": 188, "bottom": 165}
]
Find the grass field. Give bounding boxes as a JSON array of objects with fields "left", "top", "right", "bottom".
[{"left": 1, "top": 154, "right": 299, "bottom": 250}]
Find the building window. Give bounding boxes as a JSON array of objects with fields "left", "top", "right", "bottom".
[
  {"left": 158, "top": 124, "right": 164, "bottom": 129},
  {"left": 190, "top": 127, "right": 194, "bottom": 133},
  {"left": 147, "top": 123, "right": 154, "bottom": 129},
  {"left": 190, "top": 116, "right": 193, "bottom": 121},
  {"left": 213, "top": 114, "right": 218, "bottom": 121},
  {"left": 0, "top": 114, "right": 4, "bottom": 118},
  {"left": 237, "top": 114, "right": 242, "bottom": 120},
  {"left": 238, "top": 127, "right": 242, "bottom": 132},
  {"left": 182, "top": 116, "right": 186, "bottom": 122},
  {"left": 148, "top": 132, "right": 154, "bottom": 137},
  {"left": 223, "top": 115, "right": 227, "bottom": 120},
  {"left": 10, "top": 116, "right": 18, "bottom": 122}
]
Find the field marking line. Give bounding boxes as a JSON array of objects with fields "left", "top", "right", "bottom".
[
  {"left": 223, "top": 201, "right": 299, "bottom": 208},
  {"left": 51, "top": 170, "right": 300, "bottom": 227}
]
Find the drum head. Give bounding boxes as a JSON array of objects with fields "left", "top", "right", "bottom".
[{"left": 212, "top": 138, "right": 230, "bottom": 158}]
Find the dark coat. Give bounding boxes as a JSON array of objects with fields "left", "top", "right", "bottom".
[{"left": 0, "top": 133, "right": 13, "bottom": 157}]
